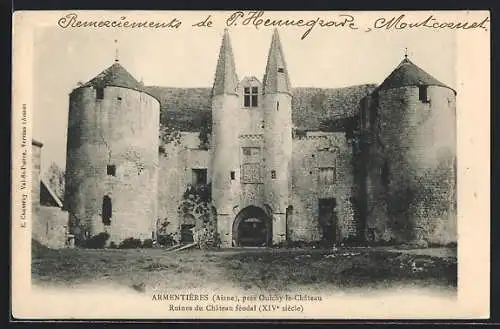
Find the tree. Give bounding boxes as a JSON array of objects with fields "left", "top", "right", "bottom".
[{"left": 45, "top": 162, "right": 65, "bottom": 200}]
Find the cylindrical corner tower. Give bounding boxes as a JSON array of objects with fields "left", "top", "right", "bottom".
[
  {"left": 262, "top": 29, "right": 293, "bottom": 245},
  {"left": 64, "top": 62, "right": 160, "bottom": 245},
  {"left": 370, "top": 56, "right": 457, "bottom": 244}
]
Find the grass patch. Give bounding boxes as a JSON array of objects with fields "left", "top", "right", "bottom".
[{"left": 31, "top": 246, "right": 456, "bottom": 293}]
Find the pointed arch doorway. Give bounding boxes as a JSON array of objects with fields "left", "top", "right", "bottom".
[{"left": 232, "top": 206, "right": 272, "bottom": 247}]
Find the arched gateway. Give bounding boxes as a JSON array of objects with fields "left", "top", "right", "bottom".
[{"left": 232, "top": 206, "right": 272, "bottom": 247}]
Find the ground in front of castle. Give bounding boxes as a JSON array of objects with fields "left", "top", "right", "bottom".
[{"left": 32, "top": 241, "right": 456, "bottom": 293}]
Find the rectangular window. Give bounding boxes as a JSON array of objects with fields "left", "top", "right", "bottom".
[
  {"left": 318, "top": 167, "right": 336, "bottom": 185},
  {"left": 278, "top": 67, "right": 285, "bottom": 73},
  {"left": 96, "top": 88, "right": 104, "bottom": 100},
  {"left": 244, "top": 95, "right": 251, "bottom": 107},
  {"left": 107, "top": 165, "right": 116, "bottom": 176},
  {"left": 243, "top": 86, "right": 258, "bottom": 107},
  {"left": 230, "top": 171, "right": 235, "bottom": 180},
  {"left": 419, "top": 85, "right": 429, "bottom": 103},
  {"left": 242, "top": 147, "right": 252, "bottom": 156},
  {"left": 271, "top": 170, "right": 276, "bottom": 179},
  {"left": 251, "top": 95, "right": 258, "bottom": 107},
  {"left": 192, "top": 168, "right": 207, "bottom": 185}
]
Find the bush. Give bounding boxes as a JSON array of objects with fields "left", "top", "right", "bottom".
[
  {"left": 142, "top": 239, "right": 154, "bottom": 248},
  {"left": 82, "top": 232, "right": 110, "bottom": 249},
  {"left": 108, "top": 241, "right": 117, "bottom": 249},
  {"left": 118, "top": 237, "right": 143, "bottom": 249},
  {"left": 197, "top": 227, "right": 221, "bottom": 249},
  {"left": 157, "top": 233, "right": 177, "bottom": 247}
]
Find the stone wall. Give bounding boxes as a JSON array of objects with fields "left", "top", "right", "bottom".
[
  {"left": 290, "top": 132, "right": 356, "bottom": 242},
  {"left": 157, "top": 132, "right": 210, "bottom": 235},
  {"left": 362, "top": 86, "right": 457, "bottom": 245},
  {"left": 32, "top": 206, "right": 68, "bottom": 249},
  {"left": 65, "top": 86, "right": 160, "bottom": 245}
]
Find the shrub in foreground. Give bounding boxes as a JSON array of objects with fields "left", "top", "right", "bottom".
[
  {"left": 82, "top": 232, "right": 110, "bottom": 249},
  {"left": 118, "top": 237, "right": 142, "bottom": 249}
]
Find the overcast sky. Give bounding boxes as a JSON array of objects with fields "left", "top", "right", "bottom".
[{"left": 31, "top": 11, "right": 458, "bottom": 175}]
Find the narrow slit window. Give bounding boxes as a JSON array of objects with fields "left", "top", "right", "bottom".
[
  {"left": 277, "top": 101, "right": 279, "bottom": 111},
  {"left": 102, "top": 195, "right": 112, "bottom": 226},
  {"left": 230, "top": 171, "right": 235, "bottom": 180},
  {"left": 96, "top": 88, "right": 104, "bottom": 100},
  {"left": 271, "top": 170, "right": 276, "bottom": 179},
  {"left": 278, "top": 67, "right": 284, "bottom": 73},
  {"left": 107, "top": 165, "right": 116, "bottom": 176}
]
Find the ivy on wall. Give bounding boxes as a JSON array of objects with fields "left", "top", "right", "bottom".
[{"left": 176, "top": 183, "right": 220, "bottom": 249}]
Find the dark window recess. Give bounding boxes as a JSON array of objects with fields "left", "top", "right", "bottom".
[
  {"left": 230, "top": 171, "right": 236, "bottom": 180},
  {"left": 381, "top": 161, "right": 390, "bottom": 187},
  {"left": 102, "top": 195, "right": 112, "bottom": 226},
  {"left": 277, "top": 101, "right": 279, "bottom": 111},
  {"left": 96, "top": 88, "right": 104, "bottom": 100},
  {"left": 278, "top": 67, "right": 284, "bottom": 73},
  {"left": 271, "top": 170, "right": 277, "bottom": 179},
  {"left": 244, "top": 95, "right": 251, "bottom": 107},
  {"left": 117, "top": 96, "right": 122, "bottom": 101},
  {"left": 419, "top": 85, "right": 430, "bottom": 103},
  {"left": 251, "top": 95, "right": 258, "bottom": 107},
  {"left": 244, "top": 86, "right": 258, "bottom": 107},
  {"left": 192, "top": 168, "right": 207, "bottom": 185},
  {"left": 107, "top": 165, "right": 116, "bottom": 176}
]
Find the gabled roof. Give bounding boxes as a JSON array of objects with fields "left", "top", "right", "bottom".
[
  {"left": 263, "top": 29, "right": 292, "bottom": 94},
  {"left": 32, "top": 139, "right": 43, "bottom": 147},
  {"left": 376, "top": 57, "right": 455, "bottom": 93},
  {"left": 81, "top": 62, "right": 144, "bottom": 91},
  {"left": 40, "top": 179, "right": 63, "bottom": 208},
  {"left": 212, "top": 29, "right": 239, "bottom": 96}
]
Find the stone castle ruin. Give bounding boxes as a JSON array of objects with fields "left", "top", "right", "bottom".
[{"left": 34, "top": 29, "right": 457, "bottom": 249}]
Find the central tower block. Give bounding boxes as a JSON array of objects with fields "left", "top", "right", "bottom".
[
  {"left": 262, "top": 29, "right": 293, "bottom": 244},
  {"left": 210, "top": 29, "right": 240, "bottom": 247}
]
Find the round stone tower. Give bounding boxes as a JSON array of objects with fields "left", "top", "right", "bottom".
[
  {"left": 64, "top": 61, "right": 161, "bottom": 246},
  {"left": 366, "top": 56, "right": 456, "bottom": 243},
  {"left": 262, "top": 29, "right": 293, "bottom": 245},
  {"left": 210, "top": 29, "right": 241, "bottom": 247}
]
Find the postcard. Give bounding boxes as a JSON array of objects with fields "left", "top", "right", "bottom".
[{"left": 11, "top": 10, "right": 490, "bottom": 319}]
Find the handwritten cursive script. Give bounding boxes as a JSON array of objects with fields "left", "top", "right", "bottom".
[
  {"left": 58, "top": 13, "right": 182, "bottom": 29},
  {"left": 368, "top": 14, "right": 489, "bottom": 32},
  {"left": 55, "top": 12, "right": 490, "bottom": 40},
  {"left": 226, "top": 11, "right": 358, "bottom": 40}
]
